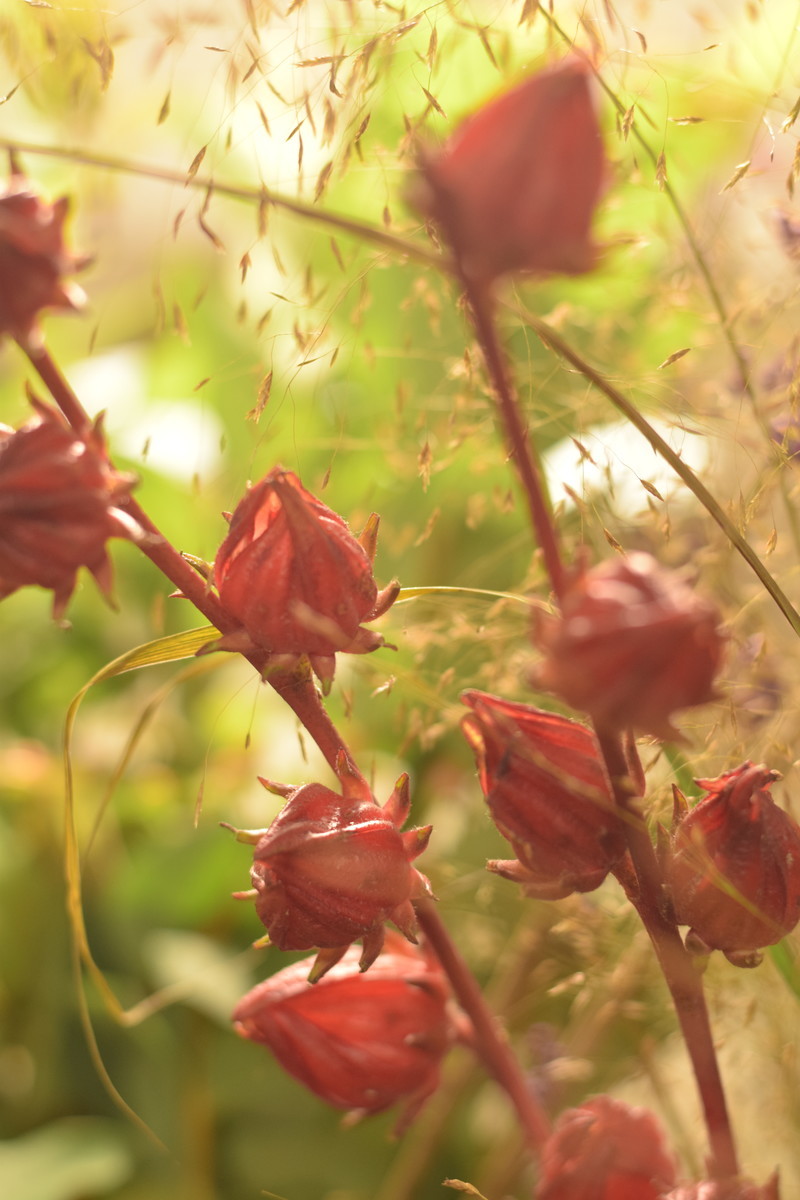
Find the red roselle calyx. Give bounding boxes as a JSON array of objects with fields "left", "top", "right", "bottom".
[
  {"left": 228, "top": 752, "right": 433, "bottom": 979},
  {"left": 413, "top": 56, "right": 604, "bottom": 284},
  {"left": 0, "top": 168, "right": 88, "bottom": 348},
  {"left": 535, "top": 552, "right": 725, "bottom": 741},
  {"left": 232, "top": 933, "right": 458, "bottom": 1133},
  {"left": 0, "top": 400, "right": 139, "bottom": 618},
  {"left": 668, "top": 763, "right": 800, "bottom": 963},
  {"left": 534, "top": 1096, "right": 677, "bottom": 1200},
  {"left": 210, "top": 466, "right": 399, "bottom": 691},
  {"left": 461, "top": 691, "right": 627, "bottom": 900}
]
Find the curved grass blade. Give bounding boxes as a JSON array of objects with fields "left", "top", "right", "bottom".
[
  {"left": 396, "top": 584, "right": 539, "bottom": 607},
  {"left": 521, "top": 309, "right": 800, "bottom": 639},
  {"left": 63, "top": 627, "right": 218, "bottom": 1143}
]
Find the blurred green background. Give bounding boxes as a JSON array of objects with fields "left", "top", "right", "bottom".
[{"left": 1, "top": 1, "right": 800, "bottom": 1197}]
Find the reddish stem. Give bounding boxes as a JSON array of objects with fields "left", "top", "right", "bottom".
[
  {"left": 25, "top": 341, "right": 92, "bottom": 435},
  {"left": 463, "top": 279, "right": 566, "bottom": 603},
  {"left": 25, "top": 336, "right": 549, "bottom": 1157},
  {"left": 463, "top": 284, "right": 739, "bottom": 1179},
  {"left": 24, "top": 342, "right": 238, "bottom": 630},
  {"left": 416, "top": 899, "right": 551, "bottom": 1152},
  {"left": 599, "top": 732, "right": 739, "bottom": 1179},
  {"left": 264, "top": 663, "right": 360, "bottom": 775},
  {"left": 22, "top": 342, "right": 366, "bottom": 779}
]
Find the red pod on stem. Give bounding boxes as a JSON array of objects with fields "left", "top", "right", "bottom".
[
  {"left": 0, "top": 400, "right": 139, "bottom": 618},
  {"left": 668, "top": 762, "right": 800, "bottom": 963},
  {"left": 414, "top": 56, "right": 605, "bottom": 283},
  {"left": 534, "top": 1095, "right": 677, "bottom": 1200},
  {"left": 232, "top": 933, "right": 457, "bottom": 1133},
  {"left": 230, "top": 753, "right": 433, "bottom": 979},
  {"left": 535, "top": 552, "right": 725, "bottom": 740},
  {"left": 212, "top": 466, "right": 399, "bottom": 690},
  {"left": 0, "top": 169, "right": 88, "bottom": 347},
  {"left": 461, "top": 690, "right": 626, "bottom": 900}
]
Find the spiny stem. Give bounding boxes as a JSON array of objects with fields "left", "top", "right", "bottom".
[
  {"left": 464, "top": 279, "right": 566, "bottom": 602},
  {"left": 415, "top": 899, "right": 551, "bottom": 1152}
]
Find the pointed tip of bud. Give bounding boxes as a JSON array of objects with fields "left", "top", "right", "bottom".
[
  {"left": 257, "top": 775, "right": 294, "bottom": 797},
  {"left": 357, "top": 512, "right": 381, "bottom": 563},
  {"left": 359, "top": 926, "right": 385, "bottom": 971},
  {"left": 181, "top": 551, "right": 214, "bottom": 580},
  {"left": 672, "top": 783, "right": 689, "bottom": 827},
  {"left": 403, "top": 824, "right": 433, "bottom": 860},
  {"left": 308, "top": 944, "right": 349, "bottom": 983},
  {"left": 220, "top": 821, "right": 264, "bottom": 845},
  {"left": 383, "top": 773, "right": 411, "bottom": 826}
]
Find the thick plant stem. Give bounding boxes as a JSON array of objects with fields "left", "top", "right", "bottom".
[
  {"left": 463, "top": 279, "right": 566, "bottom": 603},
  {"left": 466, "top": 288, "right": 739, "bottom": 1179},
  {"left": 25, "top": 342, "right": 92, "bottom": 434},
  {"left": 24, "top": 342, "right": 237, "bottom": 631},
  {"left": 264, "top": 663, "right": 360, "bottom": 776},
  {"left": 26, "top": 339, "right": 548, "bottom": 1159},
  {"left": 22, "top": 343, "right": 364, "bottom": 780},
  {"left": 416, "top": 899, "right": 551, "bottom": 1152},
  {"left": 598, "top": 732, "right": 738, "bottom": 1179}
]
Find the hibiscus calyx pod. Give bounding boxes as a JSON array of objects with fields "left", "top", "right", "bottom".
[
  {"left": 0, "top": 400, "right": 140, "bottom": 619},
  {"left": 461, "top": 690, "right": 627, "bottom": 900},
  {"left": 534, "top": 552, "right": 726, "bottom": 741},
  {"left": 413, "top": 56, "right": 605, "bottom": 284},
  {"left": 211, "top": 466, "right": 399, "bottom": 691},
  {"left": 0, "top": 167, "right": 89, "bottom": 348},
  {"left": 232, "top": 933, "right": 458, "bottom": 1134},
  {"left": 229, "top": 753, "right": 433, "bottom": 980},
  {"left": 667, "top": 762, "right": 800, "bottom": 963},
  {"left": 534, "top": 1095, "right": 677, "bottom": 1200}
]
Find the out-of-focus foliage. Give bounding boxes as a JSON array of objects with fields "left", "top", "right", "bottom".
[{"left": 1, "top": 1, "right": 800, "bottom": 1198}]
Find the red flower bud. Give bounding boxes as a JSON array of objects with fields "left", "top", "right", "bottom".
[
  {"left": 668, "top": 763, "right": 800, "bottom": 962},
  {"left": 535, "top": 1096, "right": 677, "bottom": 1200},
  {"left": 0, "top": 401, "right": 139, "bottom": 618},
  {"left": 414, "top": 57, "right": 604, "bottom": 283},
  {"left": 662, "top": 1177, "right": 780, "bottom": 1200},
  {"left": 461, "top": 691, "right": 626, "bottom": 900},
  {"left": 232, "top": 934, "right": 456, "bottom": 1132},
  {"left": 535, "top": 553, "right": 725, "bottom": 740},
  {"left": 212, "top": 467, "right": 399, "bottom": 690},
  {"left": 0, "top": 170, "right": 88, "bottom": 347},
  {"left": 232, "top": 754, "right": 433, "bottom": 978}
]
